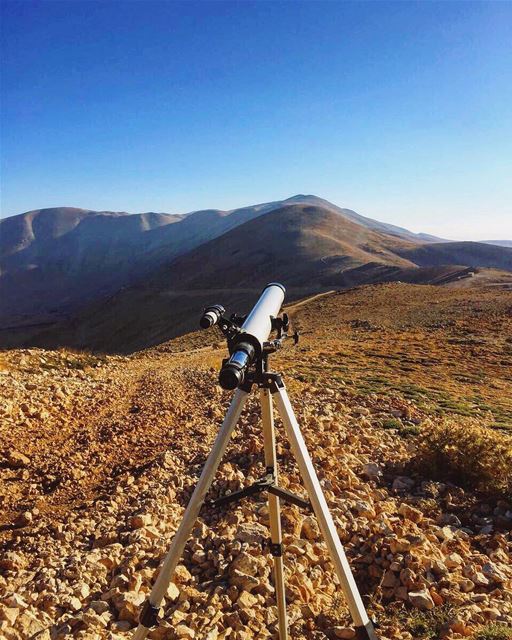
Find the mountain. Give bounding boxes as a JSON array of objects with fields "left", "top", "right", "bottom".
[
  {"left": 482, "top": 240, "right": 512, "bottom": 248},
  {"left": 0, "top": 207, "right": 184, "bottom": 327},
  {"left": 281, "top": 194, "right": 447, "bottom": 243},
  {"left": 1, "top": 196, "right": 511, "bottom": 352},
  {"left": 0, "top": 196, "right": 439, "bottom": 328},
  {"left": 395, "top": 241, "right": 512, "bottom": 271},
  {"left": 2, "top": 202, "right": 511, "bottom": 353}
]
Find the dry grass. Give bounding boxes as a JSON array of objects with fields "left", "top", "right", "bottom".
[
  {"left": 412, "top": 416, "right": 512, "bottom": 497},
  {"left": 472, "top": 625, "right": 512, "bottom": 640}
]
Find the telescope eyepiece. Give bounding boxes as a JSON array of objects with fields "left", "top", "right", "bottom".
[
  {"left": 218, "top": 342, "right": 255, "bottom": 390},
  {"left": 219, "top": 363, "right": 244, "bottom": 390},
  {"left": 200, "top": 304, "right": 225, "bottom": 329}
]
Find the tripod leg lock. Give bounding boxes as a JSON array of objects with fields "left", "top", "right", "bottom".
[
  {"left": 139, "top": 600, "right": 161, "bottom": 629},
  {"left": 263, "top": 538, "right": 283, "bottom": 557}
]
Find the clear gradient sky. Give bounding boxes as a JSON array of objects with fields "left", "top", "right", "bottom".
[{"left": 1, "top": 1, "right": 511, "bottom": 240}]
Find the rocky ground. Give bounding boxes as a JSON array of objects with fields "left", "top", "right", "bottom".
[{"left": 0, "top": 284, "right": 511, "bottom": 640}]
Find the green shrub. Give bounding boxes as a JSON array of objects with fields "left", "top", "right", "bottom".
[{"left": 382, "top": 418, "right": 402, "bottom": 429}]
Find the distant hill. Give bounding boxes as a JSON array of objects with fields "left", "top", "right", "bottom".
[
  {"left": 281, "top": 195, "right": 447, "bottom": 243},
  {"left": 395, "top": 241, "right": 512, "bottom": 271},
  {"left": 2, "top": 201, "right": 511, "bottom": 353},
  {"left": 482, "top": 240, "right": 512, "bottom": 248}
]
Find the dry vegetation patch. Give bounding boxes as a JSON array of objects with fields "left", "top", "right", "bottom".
[{"left": 412, "top": 417, "right": 512, "bottom": 498}]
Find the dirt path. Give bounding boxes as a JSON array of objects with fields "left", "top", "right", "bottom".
[{"left": 0, "top": 351, "right": 228, "bottom": 533}]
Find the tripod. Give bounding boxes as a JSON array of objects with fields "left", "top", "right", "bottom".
[{"left": 133, "top": 350, "right": 379, "bottom": 640}]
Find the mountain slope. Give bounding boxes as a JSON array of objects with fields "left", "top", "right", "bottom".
[
  {"left": 482, "top": 240, "right": 512, "bottom": 248},
  {"left": 282, "top": 195, "right": 447, "bottom": 242},
  {"left": 396, "top": 241, "right": 512, "bottom": 271},
  {"left": 0, "top": 207, "right": 182, "bottom": 266},
  {"left": 1, "top": 283, "right": 511, "bottom": 640}
]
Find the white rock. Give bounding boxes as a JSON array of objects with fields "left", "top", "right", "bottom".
[{"left": 408, "top": 588, "right": 435, "bottom": 610}]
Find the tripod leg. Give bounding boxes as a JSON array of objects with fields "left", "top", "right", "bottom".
[
  {"left": 132, "top": 388, "right": 250, "bottom": 640},
  {"left": 272, "top": 382, "right": 379, "bottom": 640},
  {"left": 260, "top": 388, "right": 288, "bottom": 640}
]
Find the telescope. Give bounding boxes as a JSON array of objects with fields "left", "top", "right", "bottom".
[
  {"left": 199, "top": 282, "right": 290, "bottom": 390},
  {"left": 133, "top": 280, "right": 379, "bottom": 640}
]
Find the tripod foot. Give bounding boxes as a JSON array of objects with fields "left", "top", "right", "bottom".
[
  {"left": 355, "top": 621, "right": 380, "bottom": 640},
  {"left": 139, "top": 600, "right": 160, "bottom": 628}
]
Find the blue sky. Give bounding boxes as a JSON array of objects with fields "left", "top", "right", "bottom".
[{"left": 1, "top": 1, "right": 511, "bottom": 239}]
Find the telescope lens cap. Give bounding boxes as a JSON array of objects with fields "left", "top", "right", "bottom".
[{"left": 219, "top": 365, "right": 243, "bottom": 390}]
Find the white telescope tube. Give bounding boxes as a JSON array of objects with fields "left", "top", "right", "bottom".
[{"left": 238, "top": 282, "right": 285, "bottom": 355}]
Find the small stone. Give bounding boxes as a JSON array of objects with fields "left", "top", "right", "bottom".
[
  {"left": 236, "top": 590, "right": 258, "bottom": 609},
  {"left": 398, "top": 503, "right": 423, "bottom": 523},
  {"left": 176, "top": 624, "right": 195, "bottom": 639},
  {"left": 76, "top": 583, "right": 90, "bottom": 599},
  {"left": 166, "top": 582, "right": 180, "bottom": 600},
  {"left": 112, "top": 620, "right": 133, "bottom": 631},
  {"left": 90, "top": 601, "right": 110, "bottom": 614},
  {"left": 115, "top": 591, "right": 145, "bottom": 622},
  {"left": 482, "top": 608, "right": 501, "bottom": 620},
  {"left": 382, "top": 570, "right": 398, "bottom": 588},
  {"left": 68, "top": 596, "right": 83, "bottom": 611},
  {"left": 174, "top": 565, "right": 192, "bottom": 583},
  {"left": 301, "top": 516, "right": 320, "bottom": 540},
  {"left": 450, "top": 620, "right": 469, "bottom": 635},
  {"left": 334, "top": 627, "right": 356, "bottom": 639},
  {"left": 237, "top": 522, "right": 268, "bottom": 543},
  {"left": 445, "top": 553, "right": 463, "bottom": 568},
  {"left": 459, "top": 579, "right": 475, "bottom": 593},
  {"left": 192, "top": 550, "right": 206, "bottom": 564},
  {"left": 354, "top": 500, "right": 375, "bottom": 518},
  {"left": 392, "top": 476, "right": 415, "bottom": 491},
  {"left": 471, "top": 572, "right": 490, "bottom": 587},
  {"left": 436, "top": 513, "right": 462, "bottom": 527},
  {"left": 15, "top": 511, "right": 33, "bottom": 527},
  {"left": 4, "top": 450, "right": 30, "bottom": 468},
  {"left": 408, "top": 588, "right": 435, "bottom": 610},
  {"left": 436, "top": 526, "right": 454, "bottom": 541},
  {"left": 362, "top": 463, "right": 382, "bottom": 480},
  {"left": 0, "top": 606, "right": 19, "bottom": 626},
  {"left": 129, "top": 513, "right": 152, "bottom": 529},
  {"left": 481, "top": 562, "right": 507, "bottom": 583}
]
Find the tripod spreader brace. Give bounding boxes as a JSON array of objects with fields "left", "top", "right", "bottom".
[{"left": 209, "top": 468, "right": 311, "bottom": 511}]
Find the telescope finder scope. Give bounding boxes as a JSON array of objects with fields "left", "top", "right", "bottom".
[{"left": 199, "top": 304, "right": 225, "bottom": 329}]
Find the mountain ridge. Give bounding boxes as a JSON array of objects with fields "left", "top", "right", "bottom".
[{"left": 1, "top": 196, "right": 511, "bottom": 352}]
